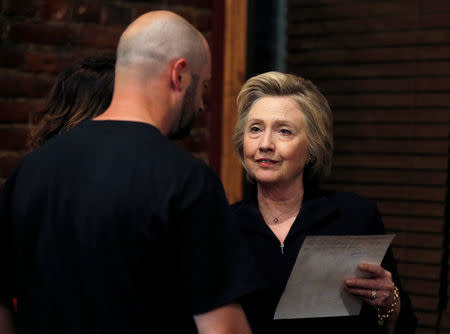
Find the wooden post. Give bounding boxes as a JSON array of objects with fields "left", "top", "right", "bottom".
[{"left": 220, "top": 0, "right": 247, "bottom": 204}]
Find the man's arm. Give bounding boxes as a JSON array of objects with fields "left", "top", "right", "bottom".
[
  {"left": 0, "top": 303, "right": 15, "bottom": 334},
  {"left": 0, "top": 171, "right": 18, "bottom": 334},
  {"left": 194, "top": 303, "right": 252, "bottom": 334}
]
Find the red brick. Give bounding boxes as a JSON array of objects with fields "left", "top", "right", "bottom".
[
  {"left": 402, "top": 279, "right": 440, "bottom": 296},
  {"left": 203, "top": 31, "right": 211, "bottom": 45},
  {"left": 73, "top": 0, "right": 101, "bottom": 23},
  {"left": 0, "top": 70, "right": 55, "bottom": 97},
  {"left": 0, "top": 17, "right": 6, "bottom": 39},
  {"left": 382, "top": 216, "right": 444, "bottom": 233},
  {"left": 0, "top": 100, "right": 43, "bottom": 122},
  {"left": 419, "top": 328, "right": 439, "bottom": 334},
  {"left": 197, "top": 0, "right": 212, "bottom": 7},
  {"left": 416, "top": 311, "right": 438, "bottom": 327},
  {"left": 0, "top": 45, "right": 25, "bottom": 67},
  {"left": 194, "top": 11, "right": 211, "bottom": 32},
  {"left": 392, "top": 232, "right": 443, "bottom": 249},
  {"left": 75, "top": 24, "right": 122, "bottom": 49},
  {"left": 409, "top": 295, "right": 439, "bottom": 312},
  {"left": 446, "top": 301, "right": 450, "bottom": 313},
  {"left": 441, "top": 312, "right": 450, "bottom": 329},
  {"left": 8, "top": 22, "right": 72, "bottom": 45},
  {"left": 169, "top": 0, "right": 212, "bottom": 8},
  {"left": 101, "top": 4, "right": 132, "bottom": 26},
  {"left": 170, "top": 7, "right": 194, "bottom": 24},
  {"left": 131, "top": 4, "right": 162, "bottom": 20},
  {"left": 39, "top": 0, "right": 71, "bottom": 21},
  {"left": 0, "top": 152, "right": 26, "bottom": 177},
  {"left": 24, "top": 49, "right": 89, "bottom": 73},
  {"left": 422, "top": 0, "right": 450, "bottom": 13},
  {"left": 0, "top": 126, "right": 29, "bottom": 150},
  {"left": 392, "top": 247, "right": 443, "bottom": 265},
  {"left": 397, "top": 263, "right": 441, "bottom": 280},
  {"left": 4, "top": 0, "right": 39, "bottom": 17}
]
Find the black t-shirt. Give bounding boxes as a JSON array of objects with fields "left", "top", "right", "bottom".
[{"left": 0, "top": 120, "right": 260, "bottom": 334}]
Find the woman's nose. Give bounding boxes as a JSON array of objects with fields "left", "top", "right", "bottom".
[{"left": 259, "top": 131, "right": 274, "bottom": 152}]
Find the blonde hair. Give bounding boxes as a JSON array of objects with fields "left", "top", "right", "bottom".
[{"left": 232, "top": 71, "right": 334, "bottom": 186}]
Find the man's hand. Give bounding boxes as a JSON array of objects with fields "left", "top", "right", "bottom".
[
  {"left": 0, "top": 303, "right": 15, "bottom": 334},
  {"left": 194, "top": 303, "right": 252, "bottom": 334}
]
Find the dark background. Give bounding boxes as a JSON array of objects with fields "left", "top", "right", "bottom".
[{"left": 0, "top": 0, "right": 449, "bottom": 332}]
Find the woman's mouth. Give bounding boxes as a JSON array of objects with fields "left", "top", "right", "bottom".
[{"left": 256, "top": 158, "right": 279, "bottom": 167}]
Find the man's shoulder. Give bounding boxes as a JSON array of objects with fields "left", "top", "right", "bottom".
[
  {"left": 43, "top": 120, "right": 201, "bottom": 163},
  {"left": 16, "top": 120, "right": 212, "bottom": 185}
]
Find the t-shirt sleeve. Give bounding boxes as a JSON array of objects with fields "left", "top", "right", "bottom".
[
  {"left": 0, "top": 172, "right": 16, "bottom": 310},
  {"left": 173, "top": 164, "right": 262, "bottom": 315}
]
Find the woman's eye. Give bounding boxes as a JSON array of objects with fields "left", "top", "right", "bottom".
[
  {"left": 249, "top": 126, "right": 261, "bottom": 133},
  {"left": 280, "top": 128, "right": 292, "bottom": 135}
]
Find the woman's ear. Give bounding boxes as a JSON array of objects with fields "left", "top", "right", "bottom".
[
  {"left": 306, "top": 149, "right": 316, "bottom": 166},
  {"left": 170, "top": 58, "right": 190, "bottom": 91}
]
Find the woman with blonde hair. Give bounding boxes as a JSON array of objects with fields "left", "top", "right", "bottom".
[{"left": 232, "top": 72, "right": 416, "bottom": 333}]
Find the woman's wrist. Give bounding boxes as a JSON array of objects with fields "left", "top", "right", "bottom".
[{"left": 375, "top": 284, "right": 401, "bottom": 327}]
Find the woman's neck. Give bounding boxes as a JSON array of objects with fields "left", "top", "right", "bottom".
[
  {"left": 257, "top": 177, "right": 304, "bottom": 219},
  {"left": 257, "top": 177, "right": 304, "bottom": 244}
]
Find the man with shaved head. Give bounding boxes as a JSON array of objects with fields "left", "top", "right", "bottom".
[
  {"left": 0, "top": 11, "right": 260, "bottom": 334},
  {"left": 107, "top": 10, "right": 211, "bottom": 139}
]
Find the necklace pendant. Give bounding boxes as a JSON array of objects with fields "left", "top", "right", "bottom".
[{"left": 273, "top": 217, "right": 279, "bottom": 223}]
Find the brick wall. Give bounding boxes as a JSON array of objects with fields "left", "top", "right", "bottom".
[
  {"left": 286, "top": 1, "right": 450, "bottom": 333},
  {"left": 0, "top": 0, "right": 213, "bottom": 186}
]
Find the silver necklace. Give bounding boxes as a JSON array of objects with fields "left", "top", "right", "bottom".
[{"left": 260, "top": 205, "right": 299, "bottom": 225}]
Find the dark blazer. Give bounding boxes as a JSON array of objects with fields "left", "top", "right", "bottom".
[{"left": 231, "top": 189, "right": 417, "bottom": 334}]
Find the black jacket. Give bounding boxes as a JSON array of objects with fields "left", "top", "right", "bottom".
[{"left": 231, "top": 189, "right": 417, "bottom": 334}]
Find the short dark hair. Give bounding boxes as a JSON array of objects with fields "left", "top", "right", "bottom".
[{"left": 29, "top": 56, "right": 115, "bottom": 149}]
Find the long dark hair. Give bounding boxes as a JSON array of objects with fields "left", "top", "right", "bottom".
[{"left": 29, "top": 56, "right": 115, "bottom": 149}]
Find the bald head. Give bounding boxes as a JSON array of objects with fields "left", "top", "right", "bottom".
[{"left": 116, "top": 11, "right": 208, "bottom": 76}]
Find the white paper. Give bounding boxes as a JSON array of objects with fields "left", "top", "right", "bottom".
[{"left": 274, "top": 234, "right": 394, "bottom": 319}]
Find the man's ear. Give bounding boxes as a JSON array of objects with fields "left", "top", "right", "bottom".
[{"left": 171, "top": 58, "right": 190, "bottom": 91}]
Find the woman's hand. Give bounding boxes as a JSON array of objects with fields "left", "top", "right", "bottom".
[
  {"left": 344, "top": 263, "right": 397, "bottom": 308},
  {"left": 344, "top": 263, "right": 401, "bottom": 332}
]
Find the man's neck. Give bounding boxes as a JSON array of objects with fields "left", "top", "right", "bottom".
[
  {"left": 94, "top": 90, "right": 170, "bottom": 135},
  {"left": 96, "top": 69, "right": 175, "bottom": 135}
]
